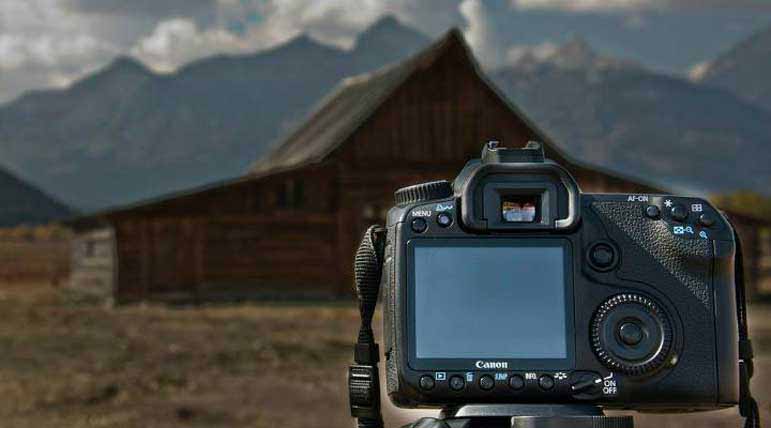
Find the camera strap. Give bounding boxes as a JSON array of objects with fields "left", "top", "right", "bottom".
[
  {"left": 349, "top": 225, "right": 386, "bottom": 428},
  {"left": 733, "top": 229, "right": 761, "bottom": 428}
]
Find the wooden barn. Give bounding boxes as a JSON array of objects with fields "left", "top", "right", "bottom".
[{"left": 67, "top": 29, "right": 771, "bottom": 302}]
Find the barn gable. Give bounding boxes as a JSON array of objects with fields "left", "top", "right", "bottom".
[{"left": 250, "top": 28, "right": 661, "bottom": 193}]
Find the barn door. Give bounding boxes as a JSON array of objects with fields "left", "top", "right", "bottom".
[{"left": 149, "top": 220, "right": 198, "bottom": 294}]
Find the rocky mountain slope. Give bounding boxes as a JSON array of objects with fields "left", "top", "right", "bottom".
[
  {"left": 0, "top": 167, "right": 72, "bottom": 227},
  {"left": 0, "top": 17, "right": 769, "bottom": 215},
  {"left": 692, "top": 24, "right": 771, "bottom": 113},
  {"left": 490, "top": 37, "right": 771, "bottom": 196}
]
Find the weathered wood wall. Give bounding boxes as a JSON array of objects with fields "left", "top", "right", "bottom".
[{"left": 106, "top": 167, "right": 341, "bottom": 301}]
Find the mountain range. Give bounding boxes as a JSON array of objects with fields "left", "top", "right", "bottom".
[
  {"left": 0, "top": 169, "right": 72, "bottom": 227},
  {"left": 0, "top": 17, "right": 430, "bottom": 211},
  {"left": 0, "top": 16, "right": 769, "bottom": 222},
  {"left": 491, "top": 37, "right": 771, "bottom": 196},
  {"left": 691, "top": 25, "right": 771, "bottom": 113}
]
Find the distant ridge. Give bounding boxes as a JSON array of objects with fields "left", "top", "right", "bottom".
[
  {"left": 490, "top": 37, "right": 771, "bottom": 196},
  {"left": 0, "top": 166, "right": 73, "bottom": 227},
  {"left": 692, "top": 24, "right": 771, "bottom": 113},
  {"left": 0, "top": 16, "right": 430, "bottom": 211},
  {"left": 0, "top": 16, "right": 769, "bottom": 216}
]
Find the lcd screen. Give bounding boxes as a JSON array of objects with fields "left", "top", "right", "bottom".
[{"left": 412, "top": 242, "right": 568, "bottom": 360}]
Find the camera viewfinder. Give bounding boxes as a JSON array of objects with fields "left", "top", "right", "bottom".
[{"left": 501, "top": 195, "right": 540, "bottom": 223}]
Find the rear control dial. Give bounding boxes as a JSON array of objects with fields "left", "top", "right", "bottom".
[{"left": 591, "top": 294, "right": 673, "bottom": 376}]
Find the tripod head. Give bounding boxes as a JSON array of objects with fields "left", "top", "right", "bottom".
[{"left": 402, "top": 404, "right": 632, "bottom": 428}]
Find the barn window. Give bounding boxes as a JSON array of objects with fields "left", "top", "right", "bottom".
[
  {"left": 292, "top": 180, "right": 304, "bottom": 208},
  {"left": 276, "top": 183, "right": 288, "bottom": 208},
  {"left": 276, "top": 179, "right": 305, "bottom": 209}
]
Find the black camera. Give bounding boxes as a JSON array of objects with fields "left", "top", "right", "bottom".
[
  {"left": 348, "top": 142, "right": 759, "bottom": 428},
  {"left": 382, "top": 141, "right": 743, "bottom": 410}
]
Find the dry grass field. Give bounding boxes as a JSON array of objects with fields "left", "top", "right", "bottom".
[
  {"left": 0, "top": 226, "right": 70, "bottom": 285},
  {"left": 0, "top": 282, "right": 768, "bottom": 428}
]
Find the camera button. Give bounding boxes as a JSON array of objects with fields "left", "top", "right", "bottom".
[
  {"left": 419, "top": 375, "right": 435, "bottom": 391},
  {"left": 436, "top": 212, "right": 453, "bottom": 228},
  {"left": 618, "top": 322, "right": 644, "bottom": 346},
  {"left": 699, "top": 213, "right": 716, "bottom": 227},
  {"left": 645, "top": 205, "right": 660, "bottom": 219},
  {"left": 538, "top": 375, "right": 555, "bottom": 390},
  {"left": 411, "top": 218, "right": 428, "bottom": 233},
  {"left": 449, "top": 375, "right": 465, "bottom": 391},
  {"left": 588, "top": 242, "right": 617, "bottom": 271},
  {"left": 479, "top": 375, "right": 495, "bottom": 391},
  {"left": 508, "top": 375, "right": 525, "bottom": 390},
  {"left": 670, "top": 204, "right": 688, "bottom": 222}
]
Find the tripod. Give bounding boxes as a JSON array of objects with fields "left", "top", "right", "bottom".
[{"left": 402, "top": 404, "right": 633, "bottom": 428}]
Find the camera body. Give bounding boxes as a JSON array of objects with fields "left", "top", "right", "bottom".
[{"left": 381, "top": 142, "right": 740, "bottom": 412}]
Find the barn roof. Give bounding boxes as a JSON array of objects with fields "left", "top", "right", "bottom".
[{"left": 248, "top": 28, "right": 656, "bottom": 189}]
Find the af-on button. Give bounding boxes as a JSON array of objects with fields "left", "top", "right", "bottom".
[{"left": 645, "top": 205, "right": 661, "bottom": 219}]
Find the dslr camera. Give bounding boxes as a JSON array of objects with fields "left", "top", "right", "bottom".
[{"left": 348, "top": 142, "right": 757, "bottom": 427}]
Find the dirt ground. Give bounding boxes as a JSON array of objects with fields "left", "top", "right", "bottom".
[{"left": 0, "top": 283, "right": 768, "bottom": 428}]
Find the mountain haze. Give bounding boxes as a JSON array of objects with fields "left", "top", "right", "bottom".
[
  {"left": 0, "top": 17, "right": 769, "bottom": 217},
  {"left": 693, "top": 24, "right": 771, "bottom": 113},
  {"left": 0, "top": 17, "right": 430, "bottom": 211},
  {"left": 0, "top": 167, "right": 72, "bottom": 227},
  {"left": 490, "top": 38, "right": 771, "bottom": 196}
]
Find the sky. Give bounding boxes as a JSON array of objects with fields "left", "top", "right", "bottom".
[{"left": 1, "top": 0, "right": 771, "bottom": 103}]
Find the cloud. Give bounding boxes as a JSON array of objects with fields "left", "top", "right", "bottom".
[
  {"left": 241, "top": 0, "right": 460, "bottom": 49},
  {"left": 135, "top": 0, "right": 464, "bottom": 71},
  {"left": 1, "top": 0, "right": 769, "bottom": 103},
  {"left": 0, "top": 0, "right": 467, "bottom": 103},
  {"left": 688, "top": 60, "right": 712, "bottom": 81},
  {"left": 506, "top": 41, "right": 559, "bottom": 65},
  {"left": 130, "top": 18, "right": 243, "bottom": 72},
  {"left": 0, "top": 0, "right": 120, "bottom": 93},
  {"left": 511, "top": 0, "right": 771, "bottom": 11},
  {"left": 460, "top": 0, "right": 512, "bottom": 69},
  {"left": 63, "top": 0, "right": 217, "bottom": 18},
  {"left": 0, "top": 34, "right": 116, "bottom": 70}
]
